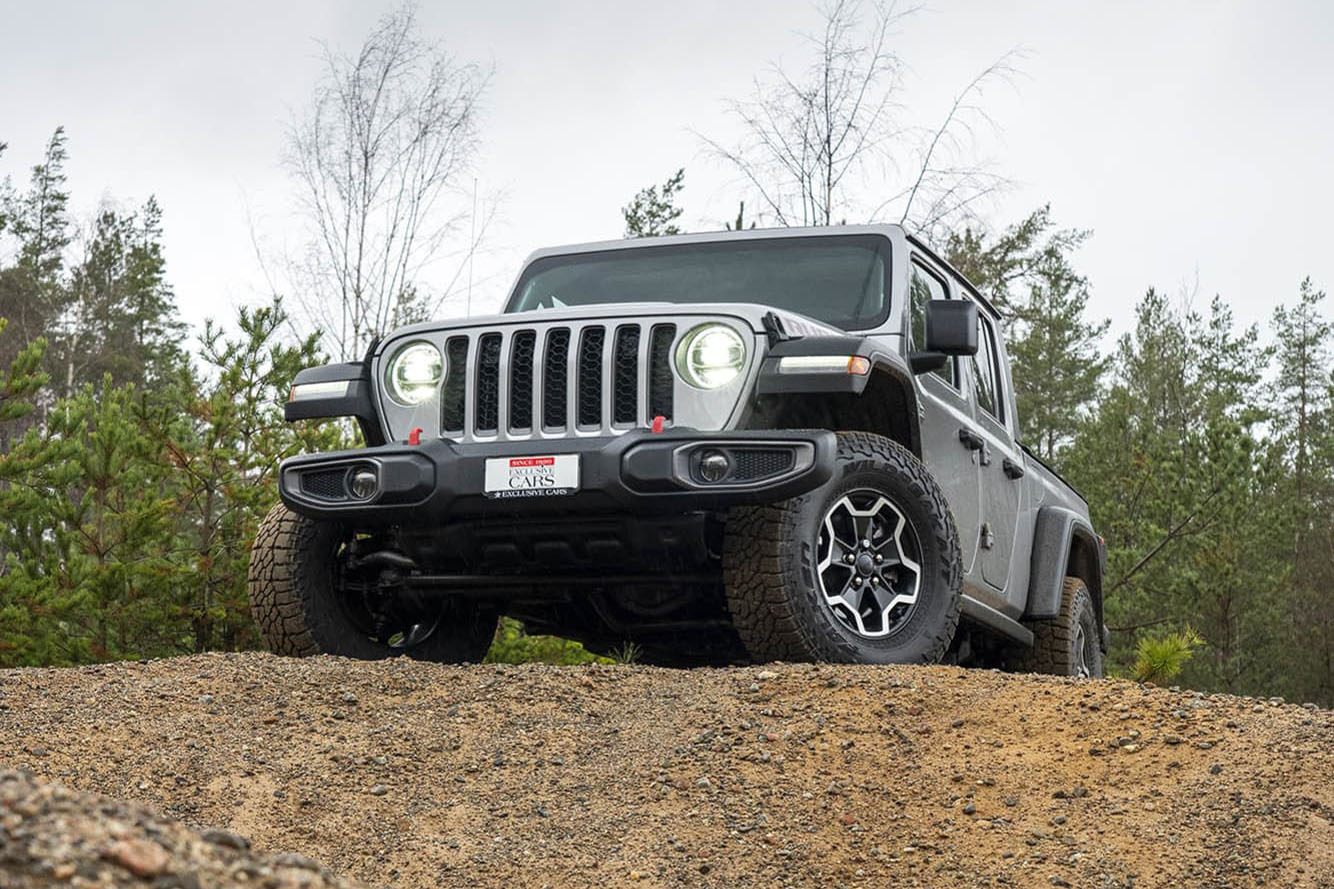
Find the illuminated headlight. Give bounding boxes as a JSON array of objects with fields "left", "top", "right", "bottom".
[
  {"left": 677, "top": 324, "right": 746, "bottom": 389},
  {"left": 385, "top": 341, "right": 443, "bottom": 405}
]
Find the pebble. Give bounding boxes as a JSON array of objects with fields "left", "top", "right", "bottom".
[
  {"left": 201, "top": 829, "right": 250, "bottom": 851},
  {"left": 275, "top": 852, "right": 322, "bottom": 871},
  {"left": 105, "top": 838, "right": 170, "bottom": 878},
  {"left": 369, "top": 784, "right": 389, "bottom": 796}
]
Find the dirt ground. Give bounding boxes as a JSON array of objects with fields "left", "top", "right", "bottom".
[{"left": 1, "top": 652, "right": 1330, "bottom": 889}]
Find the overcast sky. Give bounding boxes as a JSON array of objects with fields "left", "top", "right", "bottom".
[{"left": 1, "top": 0, "right": 1331, "bottom": 344}]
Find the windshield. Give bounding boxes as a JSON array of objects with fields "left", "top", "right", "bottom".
[{"left": 506, "top": 235, "right": 892, "bottom": 330}]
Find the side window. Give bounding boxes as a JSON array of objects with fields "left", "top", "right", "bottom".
[
  {"left": 908, "top": 261, "right": 956, "bottom": 388},
  {"left": 970, "top": 313, "right": 1004, "bottom": 423}
]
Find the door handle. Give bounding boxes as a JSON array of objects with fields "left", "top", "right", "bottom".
[
  {"left": 1002, "top": 457, "right": 1025, "bottom": 480},
  {"left": 958, "top": 428, "right": 984, "bottom": 451}
]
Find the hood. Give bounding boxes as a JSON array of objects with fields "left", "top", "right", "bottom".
[{"left": 375, "top": 301, "right": 845, "bottom": 355}]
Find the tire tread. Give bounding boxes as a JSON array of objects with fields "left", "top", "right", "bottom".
[
  {"left": 723, "top": 432, "right": 962, "bottom": 664},
  {"left": 1019, "top": 577, "right": 1101, "bottom": 677}
]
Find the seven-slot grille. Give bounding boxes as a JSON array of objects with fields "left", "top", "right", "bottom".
[{"left": 437, "top": 322, "right": 678, "bottom": 440}]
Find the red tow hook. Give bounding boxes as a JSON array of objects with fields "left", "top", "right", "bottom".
[
  {"left": 408, "top": 427, "right": 423, "bottom": 445},
  {"left": 651, "top": 415, "right": 665, "bottom": 434}
]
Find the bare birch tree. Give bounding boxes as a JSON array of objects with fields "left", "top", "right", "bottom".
[
  {"left": 287, "top": 3, "right": 489, "bottom": 360},
  {"left": 699, "top": 0, "right": 1017, "bottom": 239}
]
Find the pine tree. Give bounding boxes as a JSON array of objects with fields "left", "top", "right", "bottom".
[
  {"left": 942, "top": 205, "right": 1089, "bottom": 314},
  {"left": 1269, "top": 279, "right": 1333, "bottom": 701},
  {"left": 150, "top": 299, "right": 346, "bottom": 653},
  {"left": 0, "top": 298, "right": 348, "bottom": 666},
  {"left": 0, "top": 318, "right": 51, "bottom": 664},
  {"left": 1271, "top": 278, "right": 1332, "bottom": 498},
  {"left": 122, "top": 197, "right": 187, "bottom": 387},
  {"left": 1007, "top": 251, "right": 1110, "bottom": 459},
  {"left": 10, "top": 128, "right": 71, "bottom": 291},
  {"left": 0, "top": 377, "right": 176, "bottom": 665},
  {"left": 943, "top": 205, "right": 1108, "bottom": 460},
  {"left": 51, "top": 198, "right": 187, "bottom": 395},
  {"left": 1065, "top": 291, "right": 1284, "bottom": 694},
  {"left": 0, "top": 140, "right": 10, "bottom": 236},
  {"left": 0, "top": 319, "right": 46, "bottom": 437},
  {"left": 0, "top": 128, "right": 73, "bottom": 372},
  {"left": 622, "top": 169, "right": 686, "bottom": 238}
]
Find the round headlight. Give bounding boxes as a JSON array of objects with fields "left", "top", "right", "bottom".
[
  {"left": 386, "top": 341, "right": 443, "bottom": 405},
  {"left": 677, "top": 324, "right": 746, "bottom": 389}
]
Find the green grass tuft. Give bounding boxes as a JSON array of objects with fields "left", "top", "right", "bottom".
[
  {"left": 483, "top": 617, "right": 610, "bottom": 665},
  {"left": 1132, "top": 627, "right": 1203, "bottom": 685}
]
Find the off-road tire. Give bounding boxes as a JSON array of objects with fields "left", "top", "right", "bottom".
[
  {"left": 1019, "top": 577, "right": 1103, "bottom": 678},
  {"left": 723, "top": 431, "right": 962, "bottom": 664},
  {"left": 248, "top": 504, "right": 497, "bottom": 662}
]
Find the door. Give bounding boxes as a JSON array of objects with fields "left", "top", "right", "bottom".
[
  {"left": 966, "top": 308, "right": 1023, "bottom": 593},
  {"left": 907, "top": 259, "right": 982, "bottom": 578}
]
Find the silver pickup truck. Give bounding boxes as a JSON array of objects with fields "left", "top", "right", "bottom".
[{"left": 250, "top": 225, "right": 1107, "bottom": 675}]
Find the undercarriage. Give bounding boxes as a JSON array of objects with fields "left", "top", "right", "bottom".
[{"left": 337, "top": 511, "right": 746, "bottom": 664}]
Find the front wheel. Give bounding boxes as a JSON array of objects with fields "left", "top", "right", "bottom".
[
  {"left": 248, "top": 504, "right": 497, "bottom": 662},
  {"left": 723, "top": 432, "right": 962, "bottom": 664}
]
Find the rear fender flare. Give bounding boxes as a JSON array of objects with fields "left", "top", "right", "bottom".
[{"left": 1025, "top": 506, "right": 1105, "bottom": 643}]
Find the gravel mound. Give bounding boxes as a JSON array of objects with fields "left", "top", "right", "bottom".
[
  {"left": 0, "top": 652, "right": 1330, "bottom": 888},
  {"left": 0, "top": 770, "right": 369, "bottom": 889}
]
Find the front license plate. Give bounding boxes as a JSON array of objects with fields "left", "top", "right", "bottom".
[{"left": 484, "top": 454, "right": 580, "bottom": 499}]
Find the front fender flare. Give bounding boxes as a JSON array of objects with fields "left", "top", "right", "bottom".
[{"left": 751, "top": 336, "right": 922, "bottom": 455}]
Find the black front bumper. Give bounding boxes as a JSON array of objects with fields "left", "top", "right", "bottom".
[{"left": 278, "top": 429, "right": 837, "bottom": 523}]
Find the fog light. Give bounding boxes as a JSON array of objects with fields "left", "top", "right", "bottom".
[
  {"left": 348, "top": 467, "right": 378, "bottom": 500},
  {"left": 698, "top": 450, "right": 731, "bottom": 483}
]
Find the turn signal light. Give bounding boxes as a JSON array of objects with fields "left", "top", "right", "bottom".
[{"left": 776, "top": 355, "right": 871, "bottom": 375}]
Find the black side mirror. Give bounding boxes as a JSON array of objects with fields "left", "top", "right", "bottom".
[
  {"left": 909, "top": 300, "right": 978, "bottom": 374},
  {"left": 926, "top": 300, "right": 979, "bottom": 354}
]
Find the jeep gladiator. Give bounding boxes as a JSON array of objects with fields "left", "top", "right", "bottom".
[{"left": 250, "top": 225, "right": 1107, "bottom": 674}]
